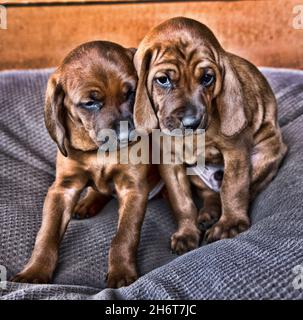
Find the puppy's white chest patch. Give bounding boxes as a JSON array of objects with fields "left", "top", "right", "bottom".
[{"left": 189, "top": 164, "right": 224, "bottom": 193}]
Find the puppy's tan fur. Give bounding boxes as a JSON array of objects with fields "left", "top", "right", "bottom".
[
  {"left": 134, "top": 17, "right": 287, "bottom": 244},
  {"left": 12, "top": 41, "right": 159, "bottom": 288}
]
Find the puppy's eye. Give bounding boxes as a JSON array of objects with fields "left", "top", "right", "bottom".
[
  {"left": 155, "top": 76, "right": 172, "bottom": 88},
  {"left": 201, "top": 72, "right": 215, "bottom": 87},
  {"left": 81, "top": 101, "right": 102, "bottom": 110}
]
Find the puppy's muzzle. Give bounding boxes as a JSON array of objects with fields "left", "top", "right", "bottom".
[
  {"left": 181, "top": 115, "right": 201, "bottom": 130},
  {"left": 180, "top": 104, "right": 205, "bottom": 131},
  {"left": 114, "top": 117, "right": 135, "bottom": 145}
]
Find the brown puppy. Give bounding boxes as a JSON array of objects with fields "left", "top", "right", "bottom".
[
  {"left": 134, "top": 17, "right": 287, "bottom": 244},
  {"left": 12, "top": 41, "right": 158, "bottom": 288}
]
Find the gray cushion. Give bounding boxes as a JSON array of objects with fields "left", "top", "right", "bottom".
[{"left": 0, "top": 67, "right": 303, "bottom": 300}]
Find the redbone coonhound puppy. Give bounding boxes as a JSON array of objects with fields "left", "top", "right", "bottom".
[
  {"left": 12, "top": 41, "right": 160, "bottom": 288},
  {"left": 133, "top": 17, "right": 287, "bottom": 246}
]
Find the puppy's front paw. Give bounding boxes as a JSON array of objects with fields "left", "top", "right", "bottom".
[
  {"left": 171, "top": 226, "right": 200, "bottom": 255},
  {"left": 11, "top": 267, "right": 51, "bottom": 284},
  {"left": 205, "top": 216, "right": 250, "bottom": 243},
  {"left": 106, "top": 267, "right": 138, "bottom": 288}
]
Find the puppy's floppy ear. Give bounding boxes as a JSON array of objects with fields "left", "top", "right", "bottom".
[
  {"left": 127, "top": 47, "right": 137, "bottom": 56},
  {"left": 216, "top": 55, "right": 247, "bottom": 137},
  {"left": 134, "top": 49, "right": 158, "bottom": 133},
  {"left": 44, "top": 73, "right": 68, "bottom": 157}
]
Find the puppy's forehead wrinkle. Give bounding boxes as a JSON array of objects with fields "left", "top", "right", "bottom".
[
  {"left": 135, "top": 17, "right": 224, "bottom": 71},
  {"left": 151, "top": 40, "right": 218, "bottom": 71},
  {"left": 159, "top": 43, "right": 187, "bottom": 60},
  {"left": 186, "top": 47, "right": 199, "bottom": 64}
]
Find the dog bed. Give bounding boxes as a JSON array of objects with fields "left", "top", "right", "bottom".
[{"left": 0, "top": 67, "right": 303, "bottom": 299}]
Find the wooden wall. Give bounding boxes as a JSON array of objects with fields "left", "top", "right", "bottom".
[{"left": 0, "top": 0, "right": 302, "bottom": 70}]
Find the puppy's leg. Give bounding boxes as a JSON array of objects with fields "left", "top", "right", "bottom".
[
  {"left": 197, "top": 188, "right": 221, "bottom": 230},
  {"left": 107, "top": 181, "right": 149, "bottom": 288},
  {"left": 73, "top": 187, "right": 111, "bottom": 219},
  {"left": 205, "top": 149, "right": 250, "bottom": 243},
  {"left": 190, "top": 175, "right": 221, "bottom": 229},
  {"left": 250, "top": 135, "right": 287, "bottom": 200},
  {"left": 12, "top": 178, "right": 86, "bottom": 283},
  {"left": 159, "top": 164, "right": 200, "bottom": 255}
]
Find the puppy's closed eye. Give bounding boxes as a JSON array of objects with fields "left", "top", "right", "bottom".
[
  {"left": 80, "top": 100, "right": 103, "bottom": 111},
  {"left": 79, "top": 91, "right": 104, "bottom": 111}
]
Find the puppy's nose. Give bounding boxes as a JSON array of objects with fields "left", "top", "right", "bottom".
[{"left": 181, "top": 115, "right": 201, "bottom": 130}]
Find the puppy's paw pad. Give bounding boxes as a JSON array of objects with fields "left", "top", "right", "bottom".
[
  {"left": 205, "top": 217, "right": 250, "bottom": 243},
  {"left": 171, "top": 228, "right": 200, "bottom": 255}
]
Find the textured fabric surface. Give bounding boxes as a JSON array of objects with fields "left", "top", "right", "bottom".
[{"left": 0, "top": 67, "right": 303, "bottom": 300}]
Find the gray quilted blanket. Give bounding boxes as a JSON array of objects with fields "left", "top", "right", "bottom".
[{"left": 0, "top": 67, "right": 303, "bottom": 300}]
